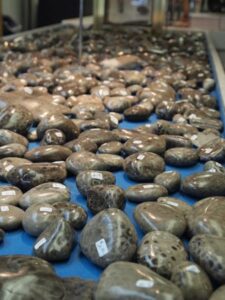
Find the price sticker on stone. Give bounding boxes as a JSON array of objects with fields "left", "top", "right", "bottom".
[
  {"left": 186, "top": 265, "right": 200, "bottom": 273},
  {"left": 110, "top": 116, "right": 118, "bottom": 125},
  {"left": 95, "top": 239, "right": 108, "bottom": 257},
  {"left": 55, "top": 132, "right": 63, "bottom": 138},
  {"left": 92, "top": 172, "right": 103, "bottom": 180},
  {"left": 52, "top": 183, "right": 66, "bottom": 189},
  {"left": 136, "top": 279, "right": 154, "bottom": 288},
  {"left": 204, "top": 148, "right": 212, "bottom": 154},
  {"left": 40, "top": 207, "right": 53, "bottom": 213},
  {"left": 0, "top": 206, "right": 9, "bottom": 212},
  {"left": 137, "top": 154, "right": 145, "bottom": 161},
  {"left": 143, "top": 184, "right": 153, "bottom": 189},
  {"left": 34, "top": 238, "right": 47, "bottom": 250},
  {"left": 167, "top": 201, "right": 178, "bottom": 207},
  {"left": 133, "top": 140, "right": 142, "bottom": 144},
  {"left": 5, "top": 165, "right": 14, "bottom": 172},
  {"left": 1, "top": 190, "right": 16, "bottom": 196}
]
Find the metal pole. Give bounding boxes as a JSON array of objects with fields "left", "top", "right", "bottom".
[
  {"left": 78, "top": 0, "right": 84, "bottom": 64},
  {"left": 152, "top": 0, "right": 167, "bottom": 32}
]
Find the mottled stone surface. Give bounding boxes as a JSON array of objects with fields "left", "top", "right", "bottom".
[
  {"left": 22, "top": 203, "right": 59, "bottom": 236},
  {"left": 63, "top": 277, "right": 97, "bottom": 300},
  {"left": 210, "top": 285, "right": 225, "bottom": 300},
  {"left": 7, "top": 163, "right": 67, "bottom": 191},
  {"left": 137, "top": 231, "right": 187, "bottom": 278},
  {"left": 164, "top": 147, "right": 199, "bottom": 167},
  {"left": 181, "top": 172, "right": 225, "bottom": 198},
  {"left": 188, "top": 197, "right": 225, "bottom": 237},
  {"left": 154, "top": 171, "right": 181, "bottom": 193},
  {"left": 25, "top": 145, "right": 72, "bottom": 162},
  {"left": 198, "top": 139, "right": 225, "bottom": 162},
  {"left": 123, "top": 152, "right": 165, "bottom": 182},
  {"left": 95, "top": 261, "right": 183, "bottom": 300},
  {"left": 80, "top": 208, "right": 137, "bottom": 268},
  {"left": 19, "top": 182, "right": 70, "bottom": 209},
  {"left": 134, "top": 202, "right": 186, "bottom": 237},
  {"left": 171, "top": 261, "right": 213, "bottom": 300},
  {"left": 0, "top": 129, "right": 28, "bottom": 147},
  {"left": 97, "top": 154, "right": 124, "bottom": 171},
  {"left": 0, "top": 143, "right": 27, "bottom": 158},
  {"left": 79, "top": 129, "right": 119, "bottom": 146},
  {"left": 40, "top": 129, "right": 66, "bottom": 146},
  {"left": 53, "top": 202, "right": 87, "bottom": 229},
  {"left": 163, "top": 134, "right": 192, "bottom": 148},
  {"left": 125, "top": 183, "right": 168, "bottom": 203},
  {"left": 76, "top": 170, "right": 116, "bottom": 197},
  {"left": 157, "top": 197, "right": 192, "bottom": 219},
  {"left": 189, "top": 234, "right": 225, "bottom": 283},
  {"left": 0, "top": 157, "right": 31, "bottom": 181},
  {"left": 0, "top": 186, "right": 22, "bottom": 205},
  {"left": 98, "top": 141, "right": 122, "bottom": 155},
  {"left": 0, "top": 205, "right": 25, "bottom": 230},
  {"left": 124, "top": 105, "right": 151, "bottom": 121},
  {"left": 87, "top": 185, "right": 125, "bottom": 214},
  {"left": 65, "top": 138, "right": 98, "bottom": 153},
  {"left": 34, "top": 218, "right": 75, "bottom": 262},
  {"left": 204, "top": 161, "right": 225, "bottom": 173},
  {"left": 66, "top": 151, "right": 107, "bottom": 176}
]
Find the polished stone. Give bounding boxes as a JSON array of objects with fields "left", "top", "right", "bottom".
[
  {"left": 0, "top": 143, "right": 27, "bottom": 158},
  {"left": 164, "top": 147, "right": 199, "bottom": 167},
  {"left": 0, "top": 186, "right": 22, "bottom": 206},
  {"left": 154, "top": 171, "right": 181, "bottom": 193},
  {"left": 97, "top": 154, "right": 124, "bottom": 171},
  {"left": 98, "top": 141, "right": 122, "bottom": 155},
  {"left": 25, "top": 145, "right": 72, "bottom": 162},
  {"left": 210, "top": 286, "right": 225, "bottom": 300},
  {"left": 0, "top": 205, "right": 25, "bottom": 230},
  {"left": 157, "top": 197, "right": 192, "bottom": 219},
  {"left": 0, "top": 157, "right": 31, "bottom": 181},
  {"left": 63, "top": 277, "right": 97, "bottom": 300},
  {"left": 0, "top": 129, "right": 28, "bottom": 147},
  {"left": 204, "top": 161, "right": 225, "bottom": 173},
  {"left": 65, "top": 138, "right": 98, "bottom": 153}
]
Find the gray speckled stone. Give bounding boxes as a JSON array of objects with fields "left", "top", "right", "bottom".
[
  {"left": 188, "top": 196, "right": 225, "bottom": 237},
  {"left": 157, "top": 197, "right": 192, "bottom": 219},
  {"left": 95, "top": 261, "right": 183, "bottom": 300},
  {"left": 22, "top": 203, "right": 59, "bottom": 237},
  {"left": 0, "top": 157, "right": 31, "bottom": 181},
  {"left": 165, "top": 147, "right": 199, "bottom": 167},
  {"left": 181, "top": 172, "right": 225, "bottom": 198},
  {"left": 97, "top": 154, "right": 124, "bottom": 171},
  {"left": 65, "top": 138, "right": 98, "bottom": 153},
  {"left": 0, "top": 186, "right": 22, "bottom": 206},
  {"left": 163, "top": 135, "right": 192, "bottom": 149},
  {"left": 66, "top": 151, "right": 107, "bottom": 176},
  {"left": 154, "top": 171, "right": 181, "bottom": 193},
  {"left": 98, "top": 141, "right": 122, "bottom": 155},
  {"left": 0, "top": 129, "right": 28, "bottom": 147},
  {"left": 7, "top": 163, "right": 67, "bottom": 191},
  {"left": 0, "top": 143, "right": 27, "bottom": 158},
  {"left": 79, "top": 129, "right": 119, "bottom": 146},
  {"left": 34, "top": 218, "right": 75, "bottom": 262},
  {"left": 19, "top": 182, "right": 70, "bottom": 209},
  {"left": 124, "top": 152, "right": 165, "bottom": 182},
  {"left": 80, "top": 208, "right": 137, "bottom": 268},
  {"left": 198, "top": 139, "right": 225, "bottom": 162},
  {"left": 171, "top": 261, "right": 213, "bottom": 300},
  {"left": 76, "top": 170, "right": 115, "bottom": 197},
  {"left": 87, "top": 185, "right": 125, "bottom": 214},
  {"left": 63, "top": 277, "right": 97, "bottom": 300},
  {"left": 189, "top": 234, "right": 225, "bottom": 283},
  {"left": 137, "top": 231, "right": 187, "bottom": 278},
  {"left": 204, "top": 161, "right": 225, "bottom": 173},
  {"left": 125, "top": 183, "right": 168, "bottom": 203},
  {"left": 134, "top": 202, "right": 186, "bottom": 237},
  {"left": 210, "top": 285, "right": 225, "bottom": 300},
  {"left": 25, "top": 145, "right": 72, "bottom": 162},
  {"left": 41, "top": 129, "right": 66, "bottom": 146},
  {"left": 0, "top": 205, "right": 25, "bottom": 230}
]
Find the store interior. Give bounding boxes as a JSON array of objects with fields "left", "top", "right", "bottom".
[{"left": 0, "top": 1, "right": 224, "bottom": 299}]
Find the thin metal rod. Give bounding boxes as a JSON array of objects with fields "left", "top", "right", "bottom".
[{"left": 78, "top": 0, "right": 84, "bottom": 63}]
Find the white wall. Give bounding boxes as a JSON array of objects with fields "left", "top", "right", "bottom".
[{"left": 2, "top": 0, "right": 23, "bottom": 24}]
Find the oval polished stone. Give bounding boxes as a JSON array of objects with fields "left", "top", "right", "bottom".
[
  {"left": 7, "top": 163, "right": 67, "bottom": 191},
  {"left": 80, "top": 208, "right": 137, "bottom": 268},
  {"left": 22, "top": 203, "right": 59, "bottom": 236},
  {"left": 76, "top": 170, "right": 116, "bottom": 197},
  {"left": 124, "top": 105, "right": 151, "bottom": 122},
  {"left": 204, "top": 161, "right": 225, "bottom": 173},
  {"left": 79, "top": 129, "right": 119, "bottom": 146},
  {"left": 34, "top": 218, "right": 75, "bottom": 262},
  {"left": 210, "top": 286, "right": 225, "bottom": 300},
  {"left": 156, "top": 101, "right": 177, "bottom": 120},
  {"left": 103, "top": 96, "right": 136, "bottom": 113},
  {"left": 153, "top": 120, "right": 198, "bottom": 136},
  {"left": 0, "top": 129, "right": 28, "bottom": 147},
  {"left": 181, "top": 172, "right": 225, "bottom": 198},
  {"left": 134, "top": 202, "right": 186, "bottom": 237},
  {"left": 25, "top": 145, "right": 72, "bottom": 162},
  {"left": 87, "top": 185, "right": 125, "bottom": 214},
  {"left": 95, "top": 261, "right": 183, "bottom": 300},
  {"left": 0, "top": 104, "right": 33, "bottom": 134},
  {"left": 162, "top": 135, "right": 192, "bottom": 149},
  {"left": 19, "top": 182, "right": 70, "bottom": 209},
  {"left": 154, "top": 171, "right": 181, "bottom": 194},
  {"left": 40, "top": 129, "right": 66, "bottom": 146},
  {"left": 187, "top": 196, "right": 225, "bottom": 237},
  {"left": 37, "top": 114, "right": 80, "bottom": 141},
  {"left": 0, "top": 157, "right": 31, "bottom": 181},
  {"left": 0, "top": 205, "right": 25, "bottom": 230},
  {"left": 165, "top": 147, "right": 199, "bottom": 167},
  {"left": 97, "top": 154, "right": 124, "bottom": 171},
  {"left": 0, "top": 143, "right": 27, "bottom": 158},
  {"left": 98, "top": 141, "right": 122, "bottom": 155},
  {"left": 198, "top": 139, "right": 225, "bottom": 162},
  {"left": 65, "top": 138, "right": 98, "bottom": 153},
  {"left": 157, "top": 197, "right": 192, "bottom": 219},
  {"left": 171, "top": 261, "right": 213, "bottom": 300},
  {"left": 66, "top": 151, "right": 107, "bottom": 176},
  {"left": 52, "top": 202, "right": 87, "bottom": 230},
  {"left": 123, "top": 152, "right": 165, "bottom": 182},
  {"left": 0, "top": 186, "right": 22, "bottom": 206},
  {"left": 125, "top": 184, "right": 168, "bottom": 203},
  {"left": 189, "top": 234, "right": 225, "bottom": 283},
  {"left": 137, "top": 231, "right": 187, "bottom": 278},
  {"left": 122, "top": 135, "right": 166, "bottom": 156}
]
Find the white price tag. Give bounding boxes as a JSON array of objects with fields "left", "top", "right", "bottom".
[
  {"left": 204, "top": 148, "right": 212, "bottom": 154},
  {"left": 167, "top": 201, "right": 178, "bottom": 207},
  {"left": 55, "top": 132, "right": 63, "bottom": 138},
  {"left": 1, "top": 190, "right": 16, "bottom": 196},
  {"left": 0, "top": 206, "right": 9, "bottom": 212},
  {"left": 5, "top": 165, "right": 14, "bottom": 172},
  {"left": 143, "top": 184, "right": 153, "bottom": 189},
  {"left": 52, "top": 183, "right": 66, "bottom": 189},
  {"left": 137, "top": 154, "right": 145, "bottom": 161},
  {"left": 34, "top": 238, "right": 47, "bottom": 250},
  {"left": 92, "top": 172, "right": 103, "bottom": 180},
  {"left": 40, "top": 207, "right": 53, "bottom": 213},
  {"left": 133, "top": 140, "right": 142, "bottom": 144},
  {"left": 136, "top": 279, "right": 154, "bottom": 288},
  {"left": 186, "top": 265, "right": 200, "bottom": 273},
  {"left": 95, "top": 239, "right": 108, "bottom": 257},
  {"left": 110, "top": 116, "right": 118, "bottom": 125}
]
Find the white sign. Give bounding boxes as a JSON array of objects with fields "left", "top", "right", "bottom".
[{"left": 95, "top": 239, "right": 108, "bottom": 257}]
